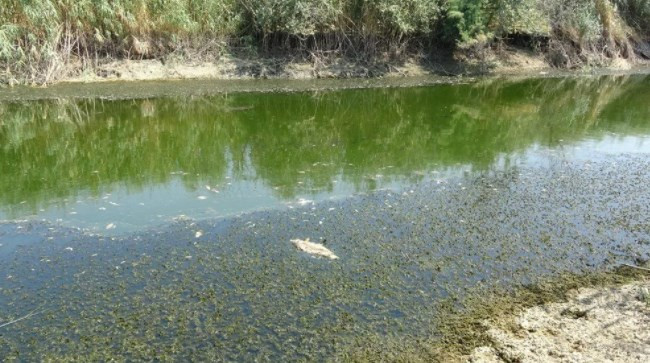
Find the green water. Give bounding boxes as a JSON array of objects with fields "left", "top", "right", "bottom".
[
  {"left": 1, "top": 75, "right": 650, "bottom": 360},
  {"left": 1, "top": 75, "right": 649, "bottom": 233}
]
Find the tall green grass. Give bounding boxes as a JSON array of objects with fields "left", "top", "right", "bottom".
[{"left": 0, "top": 0, "right": 648, "bottom": 84}]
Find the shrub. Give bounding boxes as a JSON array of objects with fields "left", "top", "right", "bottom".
[
  {"left": 0, "top": 0, "right": 647, "bottom": 84},
  {"left": 615, "top": 0, "right": 650, "bottom": 37}
]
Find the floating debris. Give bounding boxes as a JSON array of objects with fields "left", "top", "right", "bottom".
[
  {"left": 0, "top": 309, "right": 44, "bottom": 329},
  {"left": 195, "top": 231, "right": 203, "bottom": 238},
  {"left": 204, "top": 185, "right": 220, "bottom": 193},
  {"left": 291, "top": 238, "right": 338, "bottom": 260},
  {"left": 297, "top": 198, "right": 313, "bottom": 206}
]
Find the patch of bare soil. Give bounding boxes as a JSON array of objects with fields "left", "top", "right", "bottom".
[
  {"left": 64, "top": 55, "right": 433, "bottom": 83},
  {"left": 491, "top": 48, "right": 552, "bottom": 73},
  {"left": 468, "top": 281, "right": 650, "bottom": 362},
  {"left": 46, "top": 45, "right": 650, "bottom": 85}
]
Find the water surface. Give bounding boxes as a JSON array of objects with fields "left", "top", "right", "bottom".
[
  {"left": 1, "top": 75, "right": 650, "bottom": 360},
  {"left": 1, "top": 75, "right": 649, "bottom": 233}
]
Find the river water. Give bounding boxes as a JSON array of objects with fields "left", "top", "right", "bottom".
[{"left": 0, "top": 75, "right": 649, "bottom": 360}]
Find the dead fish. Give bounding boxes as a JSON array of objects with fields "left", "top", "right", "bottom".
[
  {"left": 205, "top": 185, "right": 220, "bottom": 193},
  {"left": 291, "top": 238, "right": 338, "bottom": 260}
]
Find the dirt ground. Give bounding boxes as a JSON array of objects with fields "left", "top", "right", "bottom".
[
  {"left": 63, "top": 55, "right": 434, "bottom": 83},
  {"left": 61, "top": 47, "right": 632, "bottom": 84},
  {"left": 468, "top": 280, "right": 650, "bottom": 362}
]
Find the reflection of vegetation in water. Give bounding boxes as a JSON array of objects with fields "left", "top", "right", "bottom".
[{"left": 0, "top": 75, "right": 649, "bottom": 213}]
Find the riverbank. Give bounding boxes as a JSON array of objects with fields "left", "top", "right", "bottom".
[
  {"left": 468, "top": 277, "right": 650, "bottom": 362},
  {"left": 343, "top": 268, "right": 650, "bottom": 362},
  {"left": 48, "top": 46, "right": 549, "bottom": 83},
  {"left": 3, "top": 1, "right": 650, "bottom": 86},
  {"left": 6, "top": 46, "right": 650, "bottom": 87},
  {"left": 2, "top": 61, "right": 650, "bottom": 103}
]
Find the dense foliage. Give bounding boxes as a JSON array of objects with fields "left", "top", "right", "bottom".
[{"left": 1, "top": 0, "right": 649, "bottom": 83}]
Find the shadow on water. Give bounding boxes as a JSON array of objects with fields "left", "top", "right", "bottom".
[{"left": 0, "top": 75, "right": 649, "bottom": 360}]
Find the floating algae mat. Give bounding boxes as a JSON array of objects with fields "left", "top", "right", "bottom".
[{"left": 1, "top": 75, "right": 650, "bottom": 360}]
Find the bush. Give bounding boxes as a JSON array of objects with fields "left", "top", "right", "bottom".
[
  {"left": 0, "top": 0, "right": 242, "bottom": 82},
  {"left": 238, "top": 0, "right": 343, "bottom": 36},
  {"left": 615, "top": 0, "right": 650, "bottom": 37},
  {"left": 442, "top": 0, "right": 548, "bottom": 45},
  {"left": 0, "top": 0, "right": 647, "bottom": 84}
]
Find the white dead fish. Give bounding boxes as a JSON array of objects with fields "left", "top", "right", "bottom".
[
  {"left": 195, "top": 231, "right": 203, "bottom": 238},
  {"left": 291, "top": 238, "right": 338, "bottom": 260},
  {"left": 106, "top": 223, "right": 116, "bottom": 230}
]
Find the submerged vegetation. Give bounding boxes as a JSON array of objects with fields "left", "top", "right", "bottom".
[
  {"left": 1, "top": 151, "right": 649, "bottom": 360},
  {"left": 1, "top": 1, "right": 650, "bottom": 83}
]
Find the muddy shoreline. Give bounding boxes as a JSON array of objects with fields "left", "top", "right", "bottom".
[
  {"left": 1, "top": 49, "right": 650, "bottom": 101},
  {"left": 1, "top": 66, "right": 650, "bottom": 103},
  {"left": 467, "top": 278, "right": 650, "bottom": 362}
]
